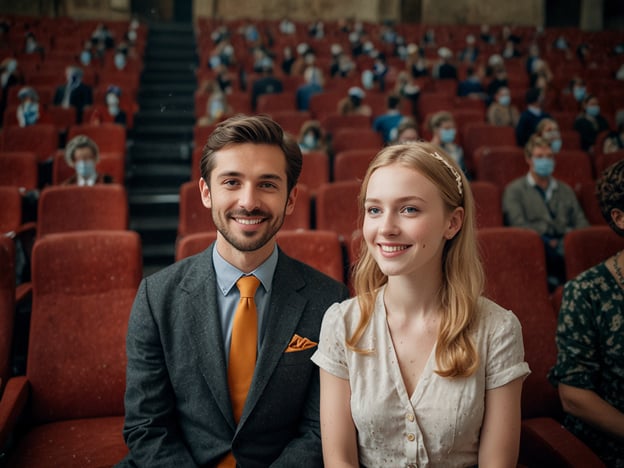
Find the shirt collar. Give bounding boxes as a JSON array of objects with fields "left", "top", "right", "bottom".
[
  {"left": 526, "top": 172, "right": 558, "bottom": 195},
  {"left": 212, "top": 244, "right": 278, "bottom": 296}
]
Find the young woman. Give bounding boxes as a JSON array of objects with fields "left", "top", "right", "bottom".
[{"left": 312, "top": 142, "right": 530, "bottom": 467}]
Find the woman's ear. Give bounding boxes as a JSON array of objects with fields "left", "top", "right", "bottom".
[
  {"left": 445, "top": 207, "right": 464, "bottom": 240},
  {"left": 611, "top": 208, "right": 624, "bottom": 231}
]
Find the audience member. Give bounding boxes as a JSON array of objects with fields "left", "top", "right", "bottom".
[
  {"left": 457, "top": 66, "right": 485, "bottom": 99},
  {"left": 516, "top": 87, "right": 551, "bottom": 146},
  {"left": 503, "top": 135, "right": 589, "bottom": 288},
  {"left": 574, "top": 94, "right": 610, "bottom": 152},
  {"left": 393, "top": 116, "right": 419, "bottom": 143},
  {"left": 53, "top": 66, "right": 93, "bottom": 123},
  {"left": 62, "top": 135, "right": 113, "bottom": 186},
  {"left": 429, "top": 111, "right": 466, "bottom": 174},
  {"left": 118, "top": 115, "right": 349, "bottom": 467},
  {"left": 603, "top": 118, "right": 624, "bottom": 154},
  {"left": 548, "top": 159, "right": 624, "bottom": 467},
  {"left": 432, "top": 47, "right": 457, "bottom": 80},
  {"left": 337, "top": 86, "right": 372, "bottom": 117},
  {"left": 487, "top": 86, "right": 519, "bottom": 127},
  {"left": 458, "top": 34, "right": 479, "bottom": 63},
  {"left": 535, "top": 118, "right": 562, "bottom": 153},
  {"left": 90, "top": 85, "right": 127, "bottom": 126},
  {"left": 197, "top": 80, "right": 232, "bottom": 126},
  {"left": 312, "top": 142, "right": 529, "bottom": 467},
  {"left": 16, "top": 86, "right": 44, "bottom": 127},
  {"left": 0, "top": 57, "right": 21, "bottom": 124},
  {"left": 250, "top": 62, "right": 283, "bottom": 112},
  {"left": 406, "top": 43, "right": 428, "bottom": 77},
  {"left": 296, "top": 65, "right": 323, "bottom": 111},
  {"left": 372, "top": 94, "right": 404, "bottom": 143},
  {"left": 298, "top": 120, "right": 326, "bottom": 153}
]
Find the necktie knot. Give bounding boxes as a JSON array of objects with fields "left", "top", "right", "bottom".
[{"left": 236, "top": 275, "right": 260, "bottom": 298}]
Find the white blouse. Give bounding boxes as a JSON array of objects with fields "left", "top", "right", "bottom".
[{"left": 312, "top": 287, "right": 530, "bottom": 468}]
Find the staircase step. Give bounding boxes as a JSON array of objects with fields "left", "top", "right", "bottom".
[
  {"left": 131, "top": 124, "right": 194, "bottom": 141},
  {"left": 133, "top": 110, "right": 195, "bottom": 127},
  {"left": 139, "top": 83, "right": 197, "bottom": 97},
  {"left": 141, "top": 72, "right": 196, "bottom": 85},
  {"left": 130, "top": 141, "right": 192, "bottom": 163},
  {"left": 129, "top": 162, "right": 191, "bottom": 188},
  {"left": 129, "top": 192, "right": 180, "bottom": 217}
]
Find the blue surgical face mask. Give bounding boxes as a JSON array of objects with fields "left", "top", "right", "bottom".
[
  {"left": 114, "top": 53, "right": 126, "bottom": 70},
  {"left": 550, "top": 138, "right": 562, "bottom": 153},
  {"left": 440, "top": 128, "right": 456, "bottom": 144},
  {"left": 80, "top": 50, "right": 91, "bottom": 66},
  {"left": 573, "top": 86, "right": 586, "bottom": 102},
  {"left": 210, "top": 98, "right": 224, "bottom": 119},
  {"left": 586, "top": 105, "right": 600, "bottom": 117},
  {"left": 75, "top": 160, "right": 96, "bottom": 179},
  {"left": 533, "top": 157, "right": 555, "bottom": 177},
  {"left": 302, "top": 132, "right": 317, "bottom": 149},
  {"left": 22, "top": 101, "right": 39, "bottom": 125},
  {"left": 497, "top": 95, "right": 511, "bottom": 106}
]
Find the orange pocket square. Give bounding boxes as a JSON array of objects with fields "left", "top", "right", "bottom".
[{"left": 285, "top": 334, "right": 318, "bottom": 353}]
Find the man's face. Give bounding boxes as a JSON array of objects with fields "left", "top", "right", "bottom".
[
  {"left": 73, "top": 147, "right": 96, "bottom": 163},
  {"left": 199, "top": 143, "right": 297, "bottom": 268}
]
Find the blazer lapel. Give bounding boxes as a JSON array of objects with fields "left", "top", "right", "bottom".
[
  {"left": 239, "top": 252, "right": 307, "bottom": 426},
  {"left": 179, "top": 245, "right": 236, "bottom": 429}
]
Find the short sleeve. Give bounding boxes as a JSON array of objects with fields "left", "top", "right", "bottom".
[
  {"left": 485, "top": 309, "right": 531, "bottom": 390},
  {"left": 311, "top": 302, "right": 349, "bottom": 380},
  {"left": 548, "top": 278, "right": 600, "bottom": 391}
]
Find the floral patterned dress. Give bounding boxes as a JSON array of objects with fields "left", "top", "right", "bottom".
[{"left": 548, "top": 262, "right": 624, "bottom": 467}]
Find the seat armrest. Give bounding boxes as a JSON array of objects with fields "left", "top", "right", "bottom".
[
  {"left": 520, "top": 417, "right": 605, "bottom": 468},
  {"left": 0, "top": 376, "right": 30, "bottom": 449}
]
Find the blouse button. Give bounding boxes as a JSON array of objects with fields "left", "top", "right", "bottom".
[
  {"left": 406, "top": 413, "right": 415, "bottom": 422},
  {"left": 406, "top": 433, "right": 415, "bottom": 441}
]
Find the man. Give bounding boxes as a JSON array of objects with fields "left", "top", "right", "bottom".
[
  {"left": 118, "top": 115, "right": 349, "bottom": 467},
  {"left": 502, "top": 135, "right": 589, "bottom": 288},
  {"left": 53, "top": 65, "right": 93, "bottom": 123},
  {"left": 515, "top": 87, "right": 551, "bottom": 146},
  {"left": 63, "top": 135, "right": 113, "bottom": 186},
  {"left": 250, "top": 61, "right": 283, "bottom": 112},
  {"left": 372, "top": 94, "right": 404, "bottom": 143}
]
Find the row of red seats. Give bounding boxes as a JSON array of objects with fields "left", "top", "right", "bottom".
[{"left": 2, "top": 225, "right": 617, "bottom": 466}]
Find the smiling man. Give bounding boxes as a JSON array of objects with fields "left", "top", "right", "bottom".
[{"left": 118, "top": 115, "right": 349, "bottom": 468}]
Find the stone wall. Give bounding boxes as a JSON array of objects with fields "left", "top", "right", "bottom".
[{"left": 421, "top": 0, "right": 544, "bottom": 26}]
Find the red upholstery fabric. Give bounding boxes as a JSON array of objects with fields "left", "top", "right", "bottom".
[
  {"left": 463, "top": 124, "right": 516, "bottom": 173},
  {"left": 0, "top": 151, "right": 38, "bottom": 190},
  {"left": 470, "top": 181, "right": 503, "bottom": 228},
  {"left": 315, "top": 181, "right": 360, "bottom": 241},
  {"left": 256, "top": 92, "right": 297, "bottom": 114},
  {"left": 2, "top": 125, "right": 59, "bottom": 162},
  {"left": 36, "top": 184, "right": 129, "bottom": 238},
  {"left": 298, "top": 151, "right": 329, "bottom": 197},
  {"left": 269, "top": 110, "right": 311, "bottom": 137},
  {"left": 175, "top": 231, "right": 218, "bottom": 260},
  {"left": 473, "top": 145, "right": 526, "bottom": 191},
  {"left": 333, "top": 149, "right": 377, "bottom": 182},
  {"left": 553, "top": 150, "right": 594, "bottom": 191},
  {"left": 0, "top": 236, "right": 15, "bottom": 393},
  {"left": 594, "top": 150, "right": 624, "bottom": 177},
  {"left": 67, "top": 123, "right": 126, "bottom": 154},
  {"left": 320, "top": 113, "right": 371, "bottom": 138},
  {"left": 331, "top": 128, "right": 383, "bottom": 155},
  {"left": 563, "top": 225, "right": 624, "bottom": 280},
  {"left": 0, "top": 187, "right": 22, "bottom": 234},
  {"left": 575, "top": 181, "right": 606, "bottom": 226}
]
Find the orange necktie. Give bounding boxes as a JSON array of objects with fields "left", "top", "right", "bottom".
[{"left": 227, "top": 275, "right": 260, "bottom": 423}]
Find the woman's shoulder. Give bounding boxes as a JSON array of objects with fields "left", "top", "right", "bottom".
[{"left": 475, "top": 297, "right": 522, "bottom": 332}]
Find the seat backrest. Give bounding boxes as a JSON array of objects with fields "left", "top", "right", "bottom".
[
  {"left": 276, "top": 230, "right": 345, "bottom": 283},
  {"left": 269, "top": 110, "right": 311, "bottom": 137},
  {"left": 0, "top": 151, "right": 38, "bottom": 190},
  {"left": 37, "top": 184, "right": 129, "bottom": 238},
  {"left": 28, "top": 230, "right": 142, "bottom": 422},
  {"left": 0, "top": 236, "right": 15, "bottom": 393},
  {"left": 331, "top": 128, "right": 383, "bottom": 155},
  {"left": 0, "top": 186, "right": 22, "bottom": 234},
  {"left": 51, "top": 150, "right": 125, "bottom": 185},
  {"left": 463, "top": 123, "right": 516, "bottom": 172},
  {"left": 175, "top": 231, "right": 217, "bottom": 261},
  {"left": 477, "top": 227, "right": 560, "bottom": 420},
  {"left": 316, "top": 181, "right": 361, "bottom": 241},
  {"left": 309, "top": 91, "right": 344, "bottom": 119},
  {"left": 298, "top": 151, "right": 329, "bottom": 196},
  {"left": 333, "top": 149, "right": 378, "bottom": 182},
  {"left": 320, "top": 113, "right": 371, "bottom": 138},
  {"left": 67, "top": 123, "right": 126, "bottom": 154},
  {"left": 553, "top": 150, "right": 594, "bottom": 191},
  {"left": 594, "top": 150, "right": 624, "bottom": 178},
  {"left": 563, "top": 225, "right": 624, "bottom": 280},
  {"left": 46, "top": 105, "right": 77, "bottom": 130},
  {"left": 2, "top": 124, "right": 59, "bottom": 162},
  {"left": 256, "top": 91, "right": 297, "bottom": 114},
  {"left": 470, "top": 181, "right": 503, "bottom": 228},
  {"left": 473, "top": 145, "right": 526, "bottom": 191},
  {"left": 575, "top": 181, "right": 606, "bottom": 226}
]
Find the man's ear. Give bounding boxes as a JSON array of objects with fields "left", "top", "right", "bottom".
[
  {"left": 612, "top": 208, "right": 624, "bottom": 231},
  {"left": 285, "top": 185, "right": 298, "bottom": 215},
  {"left": 199, "top": 177, "right": 211, "bottom": 209}
]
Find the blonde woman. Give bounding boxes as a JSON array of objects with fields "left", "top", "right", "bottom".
[{"left": 312, "top": 142, "right": 530, "bottom": 467}]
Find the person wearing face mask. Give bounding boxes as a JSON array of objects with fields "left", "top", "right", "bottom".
[
  {"left": 429, "top": 111, "right": 466, "bottom": 175},
  {"left": 574, "top": 94, "right": 611, "bottom": 152},
  {"left": 0, "top": 57, "right": 22, "bottom": 125},
  {"left": 53, "top": 66, "right": 93, "bottom": 123},
  {"left": 296, "top": 65, "right": 324, "bottom": 111},
  {"left": 487, "top": 86, "right": 519, "bottom": 127},
  {"left": 197, "top": 80, "right": 232, "bottom": 127},
  {"left": 503, "top": 135, "right": 589, "bottom": 289},
  {"left": 297, "top": 120, "right": 325, "bottom": 153},
  {"left": 62, "top": 135, "right": 113, "bottom": 186},
  {"left": 16, "top": 86, "right": 44, "bottom": 127},
  {"left": 337, "top": 86, "right": 371, "bottom": 117},
  {"left": 536, "top": 118, "right": 563, "bottom": 154},
  {"left": 515, "top": 87, "right": 551, "bottom": 146}
]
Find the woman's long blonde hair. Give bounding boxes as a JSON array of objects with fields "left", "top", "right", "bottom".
[{"left": 348, "top": 142, "right": 484, "bottom": 378}]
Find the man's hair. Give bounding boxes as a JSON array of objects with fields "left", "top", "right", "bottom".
[
  {"left": 199, "top": 114, "right": 302, "bottom": 193},
  {"left": 596, "top": 159, "right": 624, "bottom": 236},
  {"left": 429, "top": 111, "right": 453, "bottom": 131},
  {"left": 387, "top": 94, "right": 401, "bottom": 109},
  {"left": 525, "top": 87, "right": 542, "bottom": 105},
  {"left": 524, "top": 134, "right": 550, "bottom": 159},
  {"left": 64, "top": 135, "right": 99, "bottom": 167}
]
